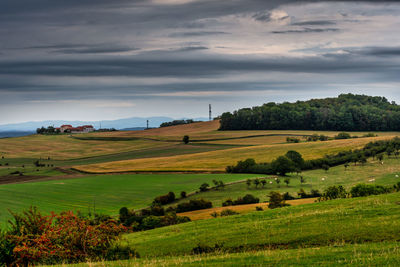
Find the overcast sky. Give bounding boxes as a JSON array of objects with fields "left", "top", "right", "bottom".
[{"left": 1, "top": 0, "right": 400, "bottom": 124}]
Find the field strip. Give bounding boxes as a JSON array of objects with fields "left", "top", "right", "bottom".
[
  {"left": 75, "top": 136, "right": 395, "bottom": 173},
  {"left": 177, "top": 198, "right": 317, "bottom": 221}
]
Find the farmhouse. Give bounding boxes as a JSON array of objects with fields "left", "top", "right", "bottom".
[{"left": 59, "top": 124, "right": 94, "bottom": 133}]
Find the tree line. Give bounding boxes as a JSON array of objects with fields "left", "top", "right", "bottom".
[
  {"left": 219, "top": 94, "right": 400, "bottom": 131},
  {"left": 227, "top": 137, "right": 400, "bottom": 175}
]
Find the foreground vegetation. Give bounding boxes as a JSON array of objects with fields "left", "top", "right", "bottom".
[
  {"left": 122, "top": 192, "right": 400, "bottom": 257},
  {"left": 53, "top": 242, "right": 400, "bottom": 266}
]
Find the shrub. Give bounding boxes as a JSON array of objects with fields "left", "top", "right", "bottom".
[
  {"left": 219, "top": 209, "right": 239, "bottom": 217},
  {"left": 286, "top": 137, "right": 300, "bottom": 143},
  {"left": 268, "top": 191, "right": 290, "bottom": 209},
  {"left": 141, "top": 216, "right": 162, "bottom": 230},
  {"left": 323, "top": 185, "right": 347, "bottom": 200},
  {"left": 192, "top": 243, "right": 224, "bottom": 255},
  {"left": 350, "top": 184, "right": 390, "bottom": 197},
  {"left": 5, "top": 207, "right": 132, "bottom": 266},
  {"left": 183, "top": 135, "right": 190, "bottom": 144},
  {"left": 222, "top": 198, "right": 233, "bottom": 207},
  {"left": 180, "top": 191, "right": 187, "bottom": 198},
  {"left": 153, "top": 192, "right": 175, "bottom": 205},
  {"left": 176, "top": 199, "right": 212, "bottom": 213},
  {"left": 255, "top": 206, "right": 263, "bottom": 211},
  {"left": 199, "top": 183, "right": 210, "bottom": 192},
  {"left": 335, "top": 132, "right": 351, "bottom": 139},
  {"left": 283, "top": 192, "right": 295, "bottom": 200},
  {"left": 223, "top": 194, "right": 260, "bottom": 206}
]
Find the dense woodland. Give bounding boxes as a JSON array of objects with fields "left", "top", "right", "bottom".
[{"left": 220, "top": 94, "right": 400, "bottom": 131}]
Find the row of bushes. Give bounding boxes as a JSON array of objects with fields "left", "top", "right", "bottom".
[
  {"left": 222, "top": 194, "right": 259, "bottom": 206},
  {"left": 119, "top": 205, "right": 190, "bottom": 230},
  {"left": 228, "top": 137, "right": 400, "bottom": 175},
  {"left": 0, "top": 207, "right": 136, "bottom": 266}
]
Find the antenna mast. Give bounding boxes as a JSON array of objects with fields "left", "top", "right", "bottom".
[
  {"left": 146, "top": 120, "right": 149, "bottom": 129},
  {"left": 209, "top": 104, "right": 212, "bottom": 121}
]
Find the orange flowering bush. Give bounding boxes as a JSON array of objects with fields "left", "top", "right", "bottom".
[{"left": 2, "top": 207, "right": 136, "bottom": 266}]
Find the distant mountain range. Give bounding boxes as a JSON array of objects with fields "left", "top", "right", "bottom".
[{"left": 0, "top": 117, "right": 208, "bottom": 133}]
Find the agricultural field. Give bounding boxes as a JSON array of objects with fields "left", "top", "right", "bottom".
[
  {"left": 2, "top": 120, "right": 400, "bottom": 266},
  {"left": 75, "top": 135, "right": 395, "bottom": 173},
  {"left": 0, "top": 173, "right": 258, "bottom": 226}
]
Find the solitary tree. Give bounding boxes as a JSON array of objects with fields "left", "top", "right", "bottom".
[
  {"left": 284, "top": 178, "right": 290, "bottom": 187},
  {"left": 300, "top": 176, "right": 306, "bottom": 184},
  {"left": 199, "top": 183, "right": 209, "bottom": 192},
  {"left": 183, "top": 135, "right": 190, "bottom": 144},
  {"left": 246, "top": 179, "right": 252, "bottom": 188},
  {"left": 261, "top": 179, "right": 267, "bottom": 188},
  {"left": 268, "top": 191, "right": 288, "bottom": 209},
  {"left": 275, "top": 178, "right": 281, "bottom": 188},
  {"left": 253, "top": 178, "right": 260, "bottom": 188}
]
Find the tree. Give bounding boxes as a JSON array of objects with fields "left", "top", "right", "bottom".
[
  {"left": 199, "top": 183, "right": 209, "bottom": 192},
  {"left": 275, "top": 178, "right": 281, "bottom": 188},
  {"left": 285, "top": 150, "right": 304, "bottom": 169},
  {"left": 246, "top": 179, "right": 252, "bottom": 188},
  {"left": 344, "top": 162, "right": 349, "bottom": 170},
  {"left": 271, "top": 156, "right": 295, "bottom": 176},
  {"left": 300, "top": 176, "right": 306, "bottom": 184},
  {"left": 180, "top": 191, "right": 187, "bottom": 198},
  {"left": 359, "top": 156, "right": 367, "bottom": 165},
  {"left": 377, "top": 153, "right": 384, "bottom": 162},
  {"left": 261, "top": 179, "right": 266, "bottom": 188},
  {"left": 268, "top": 191, "right": 288, "bottom": 209},
  {"left": 182, "top": 135, "right": 190, "bottom": 144},
  {"left": 284, "top": 178, "right": 290, "bottom": 187},
  {"left": 253, "top": 178, "right": 260, "bottom": 188},
  {"left": 322, "top": 164, "right": 330, "bottom": 172}
]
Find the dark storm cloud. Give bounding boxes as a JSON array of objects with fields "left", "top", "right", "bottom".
[
  {"left": 0, "top": 54, "right": 398, "bottom": 78},
  {"left": 272, "top": 28, "right": 340, "bottom": 34}
]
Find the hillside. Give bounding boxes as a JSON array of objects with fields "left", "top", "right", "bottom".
[
  {"left": 122, "top": 192, "right": 400, "bottom": 258},
  {"left": 220, "top": 94, "right": 400, "bottom": 131}
]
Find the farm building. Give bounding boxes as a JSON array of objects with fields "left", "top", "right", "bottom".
[{"left": 59, "top": 125, "right": 94, "bottom": 133}]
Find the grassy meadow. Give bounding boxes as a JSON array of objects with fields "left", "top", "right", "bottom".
[
  {"left": 122, "top": 192, "right": 400, "bottom": 258},
  {"left": 0, "top": 173, "right": 258, "bottom": 226}
]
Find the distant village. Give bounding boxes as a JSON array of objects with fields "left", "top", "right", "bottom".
[{"left": 36, "top": 124, "right": 95, "bottom": 134}]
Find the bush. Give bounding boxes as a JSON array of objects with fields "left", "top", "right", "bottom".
[
  {"left": 153, "top": 192, "right": 175, "bottom": 205},
  {"left": 180, "top": 191, "right": 187, "bottom": 198},
  {"left": 223, "top": 194, "right": 259, "bottom": 206},
  {"left": 255, "top": 206, "right": 263, "bottom": 211},
  {"left": 268, "top": 191, "right": 290, "bottom": 209},
  {"left": 176, "top": 199, "right": 212, "bottom": 213},
  {"left": 286, "top": 137, "right": 300, "bottom": 143},
  {"left": 141, "top": 216, "right": 162, "bottom": 230},
  {"left": 199, "top": 183, "right": 210, "bottom": 192},
  {"left": 350, "top": 184, "right": 390, "bottom": 197},
  {"left": 271, "top": 156, "right": 295, "bottom": 176},
  {"left": 192, "top": 243, "right": 224, "bottom": 255},
  {"left": 335, "top": 132, "right": 351, "bottom": 139},
  {"left": 5, "top": 207, "right": 131, "bottom": 265},
  {"left": 323, "top": 185, "right": 347, "bottom": 200},
  {"left": 219, "top": 209, "right": 239, "bottom": 217},
  {"left": 283, "top": 192, "right": 296, "bottom": 200},
  {"left": 183, "top": 135, "right": 190, "bottom": 144}
]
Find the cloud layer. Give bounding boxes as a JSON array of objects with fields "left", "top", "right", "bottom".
[{"left": 1, "top": 0, "right": 400, "bottom": 124}]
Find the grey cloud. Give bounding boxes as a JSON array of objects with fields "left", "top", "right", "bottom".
[
  {"left": 169, "top": 31, "right": 230, "bottom": 37},
  {"left": 348, "top": 47, "right": 400, "bottom": 57},
  {"left": 291, "top": 20, "right": 336, "bottom": 26},
  {"left": 272, "top": 27, "right": 340, "bottom": 34}
]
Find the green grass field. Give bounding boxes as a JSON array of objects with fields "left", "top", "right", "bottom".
[
  {"left": 0, "top": 173, "right": 258, "bottom": 226},
  {"left": 169, "top": 156, "right": 400, "bottom": 207},
  {"left": 122, "top": 192, "right": 400, "bottom": 258},
  {"left": 54, "top": 242, "right": 400, "bottom": 266}
]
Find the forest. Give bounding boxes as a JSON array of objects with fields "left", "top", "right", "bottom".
[{"left": 219, "top": 94, "right": 400, "bottom": 131}]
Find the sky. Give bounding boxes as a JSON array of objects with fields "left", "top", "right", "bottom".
[{"left": 1, "top": 0, "right": 400, "bottom": 124}]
